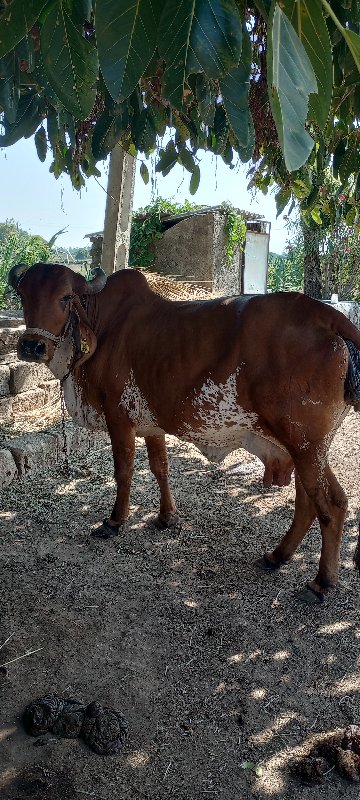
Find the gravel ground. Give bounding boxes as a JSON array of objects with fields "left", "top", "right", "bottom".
[{"left": 0, "top": 408, "right": 359, "bottom": 799}]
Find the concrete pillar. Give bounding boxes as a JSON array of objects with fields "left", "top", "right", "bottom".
[{"left": 101, "top": 145, "right": 136, "bottom": 275}]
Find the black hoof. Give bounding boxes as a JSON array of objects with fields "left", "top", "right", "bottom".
[
  {"left": 91, "top": 519, "right": 120, "bottom": 540},
  {"left": 296, "top": 584, "right": 325, "bottom": 604},
  {"left": 254, "top": 553, "right": 283, "bottom": 572},
  {"left": 152, "top": 513, "right": 182, "bottom": 532}
]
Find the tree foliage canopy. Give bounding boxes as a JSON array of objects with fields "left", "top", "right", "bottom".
[{"left": 0, "top": 0, "right": 359, "bottom": 222}]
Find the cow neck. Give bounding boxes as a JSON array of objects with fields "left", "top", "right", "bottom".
[{"left": 79, "top": 293, "right": 98, "bottom": 333}]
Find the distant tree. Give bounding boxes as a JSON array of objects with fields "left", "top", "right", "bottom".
[
  {"left": 0, "top": 220, "right": 64, "bottom": 308},
  {"left": 71, "top": 246, "right": 91, "bottom": 262},
  {"left": 267, "top": 216, "right": 360, "bottom": 301}
]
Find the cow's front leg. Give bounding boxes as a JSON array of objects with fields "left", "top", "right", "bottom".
[
  {"left": 145, "top": 435, "right": 180, "bottom": 530},
  {"left": 91, "top": 423, "right": 135, "bottom": 540}
]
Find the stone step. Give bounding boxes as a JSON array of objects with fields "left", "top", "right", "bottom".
[
  {"left": 0, "top": 364, "right": 10, "bottom": 398},
  {"left": 0, "top": 323, "right": 25, "bottom": 356},
  {"left": 0, "top": 423, "right": 109, "bottom": 487},
  {"left": 0, "top": 310, "right": 24, "bottom": 327},
  {"left": 8, "top": 359, "right": 52, "bottom": 395},
  {"left": 0, "top": 359, "right": 54, "bottom": 397},
  {"left": 0, "top": 383, "right": 60, "bottom": 425}
]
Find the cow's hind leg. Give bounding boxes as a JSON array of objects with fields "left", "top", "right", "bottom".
[
  {"left": 284, "top": 454, "right": 347, "bottom": 602},
  {"left": 260, "top": 456, "right": 348, "bottom": 603},
  {"left": 145, "top": 435, "right": 179, "bottom": 530},
  {"left": 297, "top": 463, "right": 347, "bottom": 602},
  {"left": 259, "top": 472, "right": 317, "bottom": 571}
]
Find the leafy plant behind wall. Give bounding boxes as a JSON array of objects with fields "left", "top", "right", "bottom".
[{"left": 129, "top": 198, "right": 247, "bottom": 268}]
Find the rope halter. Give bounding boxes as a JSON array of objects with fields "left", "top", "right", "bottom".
[{"left": 21, "top": 301, "right": 77, "bottom": 346}]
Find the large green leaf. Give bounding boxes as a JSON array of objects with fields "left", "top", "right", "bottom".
[
  {"left": 0, "top": 0, "right": 47, "bottom": 58},
  {"left": 220, "top": 25, "right": 251, "bottom": 148},
  {"left": 158, "top": 0, "right": 242, "bottom": 110},
  {"left": 0, "top": 90, "right": 43, "bottom": 146},
  {"left": 320, "top": 0, "right": 360, "bottom": 71},
  {"left": 0, "top": 53, "right": 19, "bottom": 124},
  {"left": 237, "top": 113, "right": 255, "bottom": 162},
  {"left": 155, "top": 140, "right": 179, "bottom": 175},
  {"left": 95, "top": 0, "right": 159, "bottom": 102},
  {"left": 132, "top": 106, "right": 157, "bottom": 153},
  {"left": 279, "top": 0, "right": 332, "bottom": 128},
  {"left": 91, "top": 105, "right": 129, "bottom": 160},
  {"left": 271, "top": 4, "right": 317, "bottom": 171},
  {"left": 41, "top": 2, "right": 98, "bottom": 119},
  {"left": 344, "top": 28, "right": 360, "bottom": 72}
]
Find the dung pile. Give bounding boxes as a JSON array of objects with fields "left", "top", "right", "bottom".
[{"left": 295, "top": 726, "right": 360, "bottom": 784}]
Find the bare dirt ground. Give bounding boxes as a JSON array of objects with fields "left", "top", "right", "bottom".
[{"left": 0, "top": 411, "right": 359, "bottom": 800}]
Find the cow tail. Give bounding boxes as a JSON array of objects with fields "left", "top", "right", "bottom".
[{"left": 354, "top": 523, "right": 360, "bottom": 576}]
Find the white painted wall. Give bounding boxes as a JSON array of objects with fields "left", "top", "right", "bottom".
[{"left": 243, "top": 231, "right": 270, "bottom": 294}]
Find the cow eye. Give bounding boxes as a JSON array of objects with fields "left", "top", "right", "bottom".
[{"left": 61, "top": 294, "right": 72, "bottom": 303}]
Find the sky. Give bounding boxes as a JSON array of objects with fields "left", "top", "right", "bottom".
[{"left": 0, "top": 137, "right": 289, "bottom": 254}]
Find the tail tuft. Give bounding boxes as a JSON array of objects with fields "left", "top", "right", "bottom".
[{"left": 353, "top": 523, "right": 360, "bottom": 575}]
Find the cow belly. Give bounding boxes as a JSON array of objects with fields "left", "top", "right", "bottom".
[
  {"left": 183, "top": 426, "right": 288, "bottom": 464},
  {"left": 63, "top": 377, "right": 107, "bottom": 432}
]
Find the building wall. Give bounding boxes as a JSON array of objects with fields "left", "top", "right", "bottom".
[
  {"left": 149, "top": 213, "right": 214, "bottom": 286},
  {"left": 150, "top": 211, "right": 241, "bottom": 294}
]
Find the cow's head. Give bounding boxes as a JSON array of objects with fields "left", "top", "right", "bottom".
[{"left": 8, "top": 262, "right": 107, "bottom": 373}]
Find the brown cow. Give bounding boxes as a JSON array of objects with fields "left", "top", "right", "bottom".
[{"left": 8, "top": 262, "right": 360, "bottom": 603}]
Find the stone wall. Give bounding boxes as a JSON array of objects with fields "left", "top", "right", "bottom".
[
  {"left": 0, "top": 312, "right": 59, "bottom": 486},
  {"left": 0, "top": 313, "right": 59, "bottom": 427},
  {"left": 148, "top": 210, "right": 241, "bottom": 294}
]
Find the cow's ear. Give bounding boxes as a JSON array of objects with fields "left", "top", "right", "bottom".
[
  {"left": 75, "top": 321, "right": 97, "bottom": 368},
  {"left": 71, "top": 295, "right": 98, "bottom": 367},
  {"left": 8, "top": 263, "right": 28, "bottom": 290}
]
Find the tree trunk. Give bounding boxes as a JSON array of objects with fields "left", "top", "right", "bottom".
[{"left": 302, "top": 221, "right": 322, "bottom": 299}]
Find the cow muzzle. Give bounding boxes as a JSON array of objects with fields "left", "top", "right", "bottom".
[{"left": 18, "top": 336, "right": 50, "bottom": 363}]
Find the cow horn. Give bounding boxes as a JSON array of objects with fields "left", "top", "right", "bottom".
[
  {"left": 8, "top": 263, "right": 28, "bottom": 290},
  {"left": 84, "top": 267, "right": 107, "bottom": 295}
]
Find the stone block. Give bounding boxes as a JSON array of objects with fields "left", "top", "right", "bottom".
[
  {"left": 39, "top": 380, "right": 60, "bottom": 405},
  {"left": 0, "top": 311, "right": 24, "bottom": 328},
  {"left": 0, "top": 448, "right": 18, "bottom": 487},
  {"left": 9, "top": 361, "right": 51, "bottom": 395},
  {"left": 0, "top": 350, "right": 19, "bottom": 366},
  {"left": 0, "top": 364, "right": 10, "bottom": 398},
  {"left": 12, "top": 388, "right": 47, "bottom": 416},
  {"left": 0, "top": 396, "right": 14, "bottom": 424},
  {"left": 0, "top": 324, "right": 24, "bottom": 356},
  {"left": 3, "top": 432, "right": 63, "bottom": 477}
]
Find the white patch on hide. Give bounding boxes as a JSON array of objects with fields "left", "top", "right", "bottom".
[
  {"left": 63, "top": 376, "right": 107, "bottom": 432},
  {"left": 47, "top": 327, "right": 106, "bottom": 431},
  {"left": 193, "top": 371, "right": 258, "bottom": 431},
  {"left": 47, "top": 328, "right": 74, "bottom": 380},
  {"left": 181, "top": 369, "right": 258, "bottom": 451},
  {"left": 178, "top": 369, "right": 291, "bottom": 468},
  {"left": 119, "top": 370, "right": 162, "bottom": 435}
]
